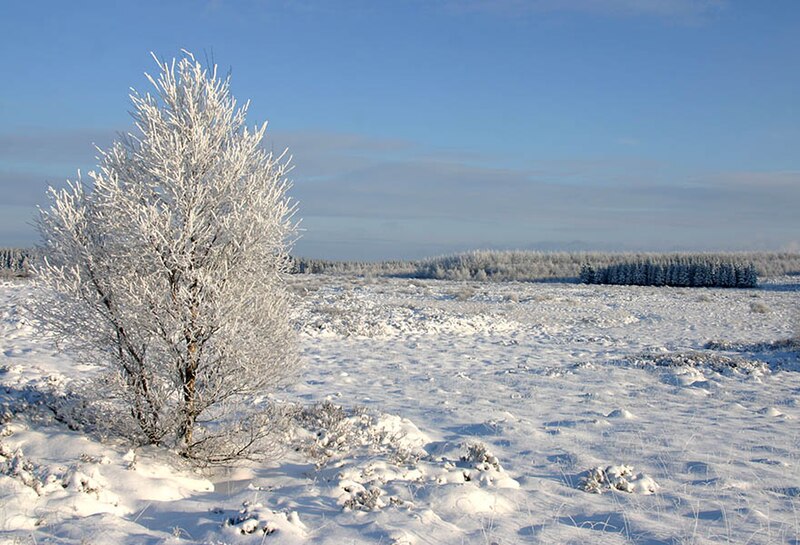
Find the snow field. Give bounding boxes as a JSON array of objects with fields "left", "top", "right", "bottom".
[{"left": 1, "top": 275, "right": 799, "bottom": 544}]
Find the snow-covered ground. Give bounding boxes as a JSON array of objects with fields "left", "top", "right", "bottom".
[{"left": 1, "top": 275, "right": 799, "bottom": 544}]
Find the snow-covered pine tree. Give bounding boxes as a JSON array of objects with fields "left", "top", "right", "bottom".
[
  {"left": 579, "top": 264, "right": 595, "bottom": 284},
  {"left": 0, "top": 248, "right": 30, "bottom": 277},
  {"left": 736, "top": 264, "right": 758, "bottom": 287},
  {"left": 33, "top": 52, "right": 299, "bottom": 463}
]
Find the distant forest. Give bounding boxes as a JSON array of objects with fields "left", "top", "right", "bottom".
[
  {"left": 4, "top": 248, "right": 799, "bottom": 285},
  {"left": 291, "top": 250, "right": 799, "bottom": 285}
]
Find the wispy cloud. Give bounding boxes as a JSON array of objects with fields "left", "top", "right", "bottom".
[
  {"left": 0, "top": 128, "right": 117, "bottom": 214},
  {"left": 202, "top": 0, "right": 727, "bottom": 22},
  {"left": 0, "top": 125, "right": 796, "bottom": 258},
  {"left": 0, "top": 128, "right": 115, "bottom": 164},
  {"left": 276, "top": 129, "right": 798, "bottom": 258},
  {"left": 0, "top": 170, "right": 52, "bottom": 206},
  {"left": 441, "top": 0, "right": 727, "bottom": 22}
]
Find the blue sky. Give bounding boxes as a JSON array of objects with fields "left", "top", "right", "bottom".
[{"left": 1, "top": 0, "right": 798, "bottom": 260}]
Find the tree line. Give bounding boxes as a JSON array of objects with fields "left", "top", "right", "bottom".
[
  {"left": 9, "top": 249, "right": 796, "bottom": 283},
  {"left": 579, "top": 258, "right": 758, "bottom": 288}
]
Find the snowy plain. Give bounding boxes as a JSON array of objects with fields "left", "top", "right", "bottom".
[{"left": 1, "top": 274, "right": 799, "bottom": 544}]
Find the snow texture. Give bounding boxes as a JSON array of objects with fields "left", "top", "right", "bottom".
[{"left": 0, "top": 274, "right": 799, "bottom": 544}]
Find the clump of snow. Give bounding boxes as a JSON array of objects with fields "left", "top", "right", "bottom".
[
  {"left": 0, "top": 435, "right": 125, "bottom": 524},
  {"left": 373, "top": 413, "right": 430, "bottom": 455},
  {"left": 579, "top": 464, "right": 659, "bottom": 495},
  {"left": 289, "top": 402, "right": 521, "bottom": 519},
  {"left": 606, "top": 408, "right": 636, "bottom": 419},
  {"left": 340, "top": 484, "right": 388, "bottom": 511},
  {"left": 0, "top": 433, "right": 119, "bottom": 508},
  {"left": 62, "top": 464, "right": 121, "bottom": 506},
  {"left": 757, "top": 406, "right": 789, "bottom": 418},
  {"left": 223, "top": 501, "right": 308, "bottom": 537},
  {"left": 291, "top": 401, "right": 372, "bottom": 461}
]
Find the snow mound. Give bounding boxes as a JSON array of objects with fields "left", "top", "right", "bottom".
[
  {"left": 331, "top": 440, "right": 520, "bottom": 517},
  {"left": 223, "top": 501, "right": 308, "bottom": 538},
  {"left": 0, "top": 434, "right": 124, "bottom": 520},
  {"left": 373, "top": 414, "right": 431, "bottom": 453},
  {"left": 757, "top": 406, "right": 789, "bottom": 418},
  {"left": 606, "top": 408, "right": 636, "bottom": 419},
  {"left": 296, "top": 415, "right": 522, "bottom": 521},
  {"left": 430, "top": 484, "right": 516, "bottom": 515},
  {"left": 0, "top": 423, "right": 213, "bottom": 532},
  {"left": 579, "top": 464, "right": 659, "bottom": 495}
]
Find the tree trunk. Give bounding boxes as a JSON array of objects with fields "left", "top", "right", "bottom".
[
  {"left": 182, "top": 343, "right": 198, "bottom": 448},
  {"left": 181, "top": 293, "right": 201, "bottom": 451}
]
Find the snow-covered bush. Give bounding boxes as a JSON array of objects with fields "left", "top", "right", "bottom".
[
  {"left": 224, "top": 502, "right": 307, "bottom": 537},
  {"left": 290, "top": 402, "right": 429, "bottom": 466},
  {"left": 579, "top": 464, "right": 659, "bottom": 494},
  {"left": 705, "top": 338, "right": 800, "bottom": 352},
  {"left": 341, "top": 487, "right": 385, "bottom": 511},
  {"left": 31, "top": 51, "right": 298, "bottom": 462},
  {"left": 461, "top": 441, "right": 502, "bottom": 472},
  {"left": 451, "top": 286, "right": 476, "bottom": 301},
  {"left": 627, "top": 350, "right": 769, "bottom": 377},
  {"left": 292, "top": 401, "right": 373, "bottom": 462}
]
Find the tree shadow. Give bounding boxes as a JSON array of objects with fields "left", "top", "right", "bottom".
[{"left": 759, "top": 282, "right": 800, "bottom": 292}]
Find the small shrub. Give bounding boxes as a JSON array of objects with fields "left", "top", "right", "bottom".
[
  {"left": 342, "top": 487, "right": 384, "bottom": 511},
  {"left": 627, "top": 350, "right": 769, "bottom": 376},
  {"left": 452, "top": 287, "right": 475, "bottom": 301},
  {"left": 579, "top": 464, "right": 659, "bottom": 494},
  {"left": 461, "top": 441, "right": 502, "bottom": 471}
]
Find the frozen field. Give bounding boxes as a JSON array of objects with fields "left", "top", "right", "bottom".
[{"left": 1, "top": 275, "right": 799, "bottom": 544}]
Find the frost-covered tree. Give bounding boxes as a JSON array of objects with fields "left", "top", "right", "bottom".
[
  {"left": 33, "top": 52, "right": 299, "bottom": 462},
  {"left": 0, "top": 248, "right": 32, "bottom": 277}
]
